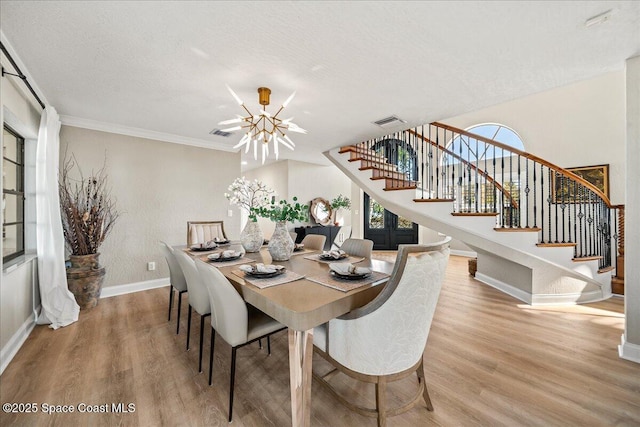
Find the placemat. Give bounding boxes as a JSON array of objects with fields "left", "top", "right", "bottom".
[
  {"left": 303, "top": 254, "right": 365, "bottom": 264},
  {"left": 184, "top": 247, "right": 219, "bottom": 256},
  {"left": 232, "top": 269, "right": 306, "bottom": 289},
  {"left": 290, "top": 248, "right": 318, "bottom": 257},
  {"left": 306, "top": 271, "right": 390, "bottom": 292},
  {"left": 198, "top": 255, "right": 253, "bottom": 268}
]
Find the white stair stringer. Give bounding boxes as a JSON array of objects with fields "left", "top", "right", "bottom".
[{"left": 326, "top": 147, "right": 611, "bottom": 306}]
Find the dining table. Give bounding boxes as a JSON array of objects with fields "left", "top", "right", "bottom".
[{"left": 184, "top": 243, "right": 394, "bottom": 426}]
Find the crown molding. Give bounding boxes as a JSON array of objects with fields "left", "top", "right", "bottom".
[{"left": 59, "top": 115, "right": 236, "bottom": 152}]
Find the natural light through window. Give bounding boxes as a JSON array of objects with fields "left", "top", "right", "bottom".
[{"left": 446, "top": 123, "right": 525, "bottom": 162}]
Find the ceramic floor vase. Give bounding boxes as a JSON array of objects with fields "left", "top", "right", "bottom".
[{"left": 67, "top": 253, "right": 105, "bottom": 309}]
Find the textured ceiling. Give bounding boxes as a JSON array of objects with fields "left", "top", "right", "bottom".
[{"left": 1, "top": 1, "right": 639, "bottom": 170}]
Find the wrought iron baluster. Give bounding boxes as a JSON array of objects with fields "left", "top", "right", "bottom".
[
  {"left": 420, "top": 126, "right": 425, "bottom": 199},
  {"left": 556, "top": 173, "right": 561, "bottom": 243},
  {"left": 434, "top": 125, "right": 439, "bottom": 198},
  {"left": 540, "top": 164, "right": 545, "bottom": 242},
  {"left": 578, "top": 186, "right": 585, "bottom": 257},
  {"left": 547, "top": 169, "right": 552, "bottom": 243},
  {"left": 572, "top": 180, "right": 577, "bottom": 257},
  {"left": 560, "top": 174, "right": 565, "bottom": 243}
]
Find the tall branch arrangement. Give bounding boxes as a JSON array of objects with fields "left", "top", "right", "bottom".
[
  {"left": 225, "top": 177, "right": 274, "bottom": 221},
  {"left": 59, "top": 155, "right": 119, "bottom": 255}
]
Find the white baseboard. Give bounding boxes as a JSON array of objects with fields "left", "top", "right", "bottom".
[
  {"left": 474, "top": 272, "right": 610, "bottom": 306},
  {"left": 1, "top": 311, "right": 37, "bottom": 375},
  {"left": 450, "top": 249, "right": 477, "bottom": 258},
  {"left": 474, "top": 272, "right": 532, "bottom": 304},
  {"left": 530, "top": 289, "right": 607, "bottom": 306},
  {"left": 101, "top": 278, "right": 169, "bottom": 298},
  {"left": 619, "top": 335, "right": 640, "bottom": 364}
]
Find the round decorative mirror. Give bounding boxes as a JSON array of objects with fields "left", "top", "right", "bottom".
[{"left": 310, "top": 197, "right": 333, "bottom": 226}]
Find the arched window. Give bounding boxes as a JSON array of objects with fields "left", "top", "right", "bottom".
[
  {"left": 447, "top": 123, "right": 525, "bottom": 162},
  {"left": 371, "top": 138, "right": 418, "bottom": 181},
  {"left": 443, "top": 123, "right": 525, "bottom": 223}
]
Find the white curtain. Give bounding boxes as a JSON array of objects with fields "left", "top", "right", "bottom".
[{"left": 35, "top": 106, "right": 79, "bottom": 329}]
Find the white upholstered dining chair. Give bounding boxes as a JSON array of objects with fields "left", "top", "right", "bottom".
[
  {"left": 174, "top": 249, "right": 212, "bottom": 374},
  {"left": 159, "top": 242, "right": 188, "bottom": 334},
  {"left": 301, "top": 234, "right": 326, "bottom": 251},
  {"left": 195, "top": 261, "right": 286, "bottom": 422},
  {"left": 187, "top": 220, "right": 227, "bottom": 246},
  {"left": 312, "top": 239, "right": 450, "bottom": 426},
  {"left": 340, "top": 237, "right": 374, "bottom": 258}
]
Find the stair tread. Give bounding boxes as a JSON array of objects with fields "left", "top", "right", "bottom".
[
  {"left": 452, "top": 212, "right": 499, "bottom": 217},
  {"left": 536, "top": 242, "right": 576, "bottom": 247},
  {"left": 495, "top": 227, "right": 542, "bottom": 232},
  {"left": 349, "top": 155, "right": 387, "bottom": 163},
  {"left": 383, "top": 186, "right": 418, "bottom": 191},
  {"left": 493, "top": 227, "right": 542, "bottom": 232},
  {"left": 413, "top": 198, "right": 455, "bottom": 202},
  {"left": 371, "top": 175, "right": 406, "bottom": 180},
  {"left": 339, "top": 145, "right": 370, "bottom": 153},
  {"left": 572, "top": 256, "right": 603, "bottom": 262}
]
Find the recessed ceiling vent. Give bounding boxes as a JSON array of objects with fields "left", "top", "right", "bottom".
[
  {"left": 373, "top": 115, "right": 407, "bottom": 128},
  {"left": 209, "top": 128, "right": 234, "bottom": 137}
]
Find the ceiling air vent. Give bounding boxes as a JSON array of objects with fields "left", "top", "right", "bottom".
[
  {"left": 209, "top": 128, "right": 233, "bottom": 137},
  {"left": 373, "top": 115, "right": 407, "bottom": 128}
]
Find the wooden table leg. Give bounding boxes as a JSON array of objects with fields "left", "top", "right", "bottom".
[{"left": 289, "top": 328, "right": 314, "bottom": 427}]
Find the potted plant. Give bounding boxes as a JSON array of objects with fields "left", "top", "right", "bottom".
[
  {"left": 252, "top": 196, "right": 309, "bottom": 261},
  {"left": 330, "top": 194, "right": 351, "bottom": 225},
  {"left": 225, "top": 177, "right": 274, "bottom": 252},
  {"left": 59, "top": 155, "right": 119, "bottom": 309}
]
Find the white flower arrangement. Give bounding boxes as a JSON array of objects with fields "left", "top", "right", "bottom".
[{"left": 224, "top": 177, "right": 275, "bottom": 222}]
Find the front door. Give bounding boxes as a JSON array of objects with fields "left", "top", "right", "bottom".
[
  {"left": 363, "top": 137, "right": 419, "bottom": 250},
  {"left": 364, "top": 193, "right": 418, "bottom": 250}
]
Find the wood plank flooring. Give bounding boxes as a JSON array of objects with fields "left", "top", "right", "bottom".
[{"left": 1, "top": 255, "right": 638, "bottom": 426}]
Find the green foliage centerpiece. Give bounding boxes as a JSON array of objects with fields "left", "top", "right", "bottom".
[
  {"left": 329, "top": 194, "right": 351, "bottom": 225},
  {"left": 253, "top": 196, "right": 309, "bottom": 261}
]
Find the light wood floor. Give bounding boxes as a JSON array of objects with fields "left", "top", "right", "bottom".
[{"left": 1, "top": 255, "right": 638, "bottom": 426}]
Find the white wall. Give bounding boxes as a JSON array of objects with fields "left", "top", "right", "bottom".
[
  {"left": 243, "top": 161, "right": 289, "bottom": 238},
  {"left": 414, "top": 71, "right": 627, "bottom": 253},
  {"left": 287, "top": 160, "right": 352, "bottom": 227},
  {"left": 621, "top": 56, "right": 640, "bottom": 363},
  {"left": 442, "top": 71, "right": 626, "bottom": 204},
  {"left": 59, "top": 126, "right": 241, "bottom": 288},
  {"left": 245, "top": 160, "right": 353, "bottom": 238}
]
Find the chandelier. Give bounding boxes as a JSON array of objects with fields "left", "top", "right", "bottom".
[{"left": 220, "top": 86, "right": 307, "bottom": 164}]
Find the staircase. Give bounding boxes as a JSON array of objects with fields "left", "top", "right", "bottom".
[{"left": 325, "top": 122, "right": 624, "bottom": 305}]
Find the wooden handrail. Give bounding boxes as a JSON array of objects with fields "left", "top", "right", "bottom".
[
  {"left": 432, "top": 122, "right": 614, "bottom": 207},
  {"left": 407, "top": 129, "right": 519, "bottom": 209}
]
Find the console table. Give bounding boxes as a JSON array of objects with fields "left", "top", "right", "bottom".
[{"left": 294, "top": 225, "right": 339, "bottom": 250}]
